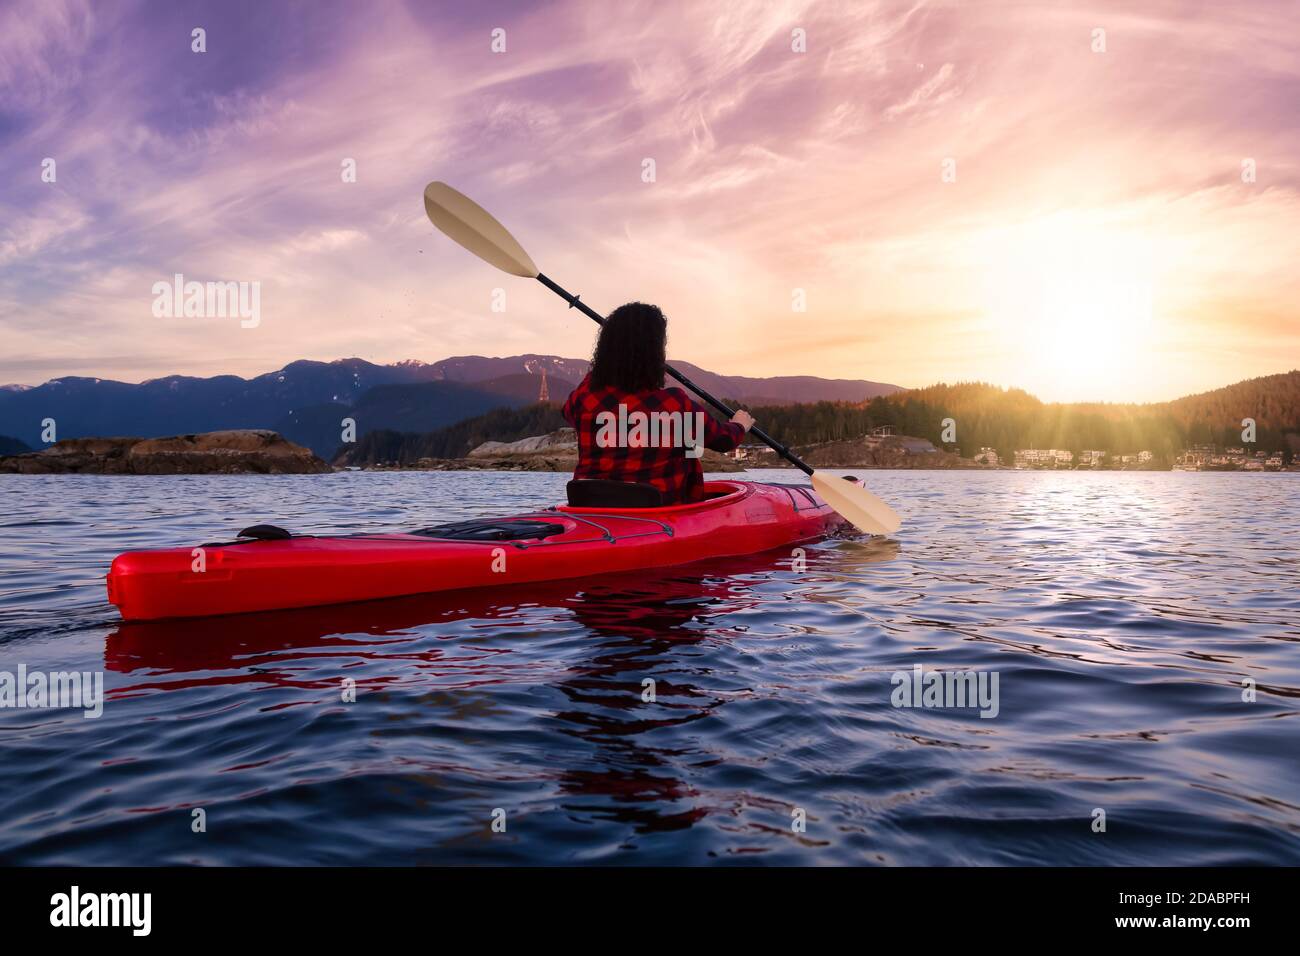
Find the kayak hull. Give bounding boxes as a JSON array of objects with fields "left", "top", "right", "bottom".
[{"left": 106, "top": 480, "right": 852, "bottom": 621}]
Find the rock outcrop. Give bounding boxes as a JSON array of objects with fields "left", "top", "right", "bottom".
[
  {"left": 468, "top": 428, "right": 578, "bottom": 458},
  {"left": 799, "top": 434, "right": 990, "bottom": 469},
  {"left": 0, "top": 430, "right": 332, "bottom": 474},
  {"left": 359, "top": 428, "right": 745, "bottom": 472}
]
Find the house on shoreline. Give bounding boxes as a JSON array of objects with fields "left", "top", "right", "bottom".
[
  {"left": 1013, "top": 449, "right": 1073, "bottom": 469},
  {"left": 1175, "top": 445, "right": 1289, "bottom": 471}
]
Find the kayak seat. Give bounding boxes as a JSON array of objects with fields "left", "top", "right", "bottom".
[
  {"left": 411, "top": 518, "right": 566, "bottom": 541},
  {"left": 238, "top": 524, "right": 293, "bottom": 540},
  {"left": 566, "top": 479, "right": 664, "bottom": 508}
]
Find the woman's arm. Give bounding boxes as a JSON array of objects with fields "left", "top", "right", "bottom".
[{"left": 675, "top": 390, "right": 752, "bottom": 453}]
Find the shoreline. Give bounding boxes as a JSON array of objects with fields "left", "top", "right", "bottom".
[
  {"left": 3, "top": 462, "right": 1297, "bottom": 475},
  {"left": 3, "top": 429, "right": 1295, "bottom": 475}
]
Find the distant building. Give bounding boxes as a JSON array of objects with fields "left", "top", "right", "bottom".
[
  {"left": 973, "top": 447, "right": 1000, "bottom": 466},
  {"left": 1174, "top": 443, "right": 1288, "bottom": 472},
  {"left": 1013, "top": 448, "right": 1073, "bottom": 469},
  {"left": 870, "top": 425, "right": 895, "bottom": 438},
  {"left": 1078, "top": 450, "right": 1106, "bottom": 468},
  {"left": 1115, "top": 451, "right": 1155, "bottom": 469}
]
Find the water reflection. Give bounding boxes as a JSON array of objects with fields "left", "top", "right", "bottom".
[
  {"left": 6, "top": 470, "right": 1298, "bottom": 865},
  {"left": 104, "top": 547, "right": 894, "bottom": 840}
]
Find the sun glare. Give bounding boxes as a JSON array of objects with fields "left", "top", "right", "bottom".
[{"left": 981, "top": 216, "right": 1160, "bottom": 402}]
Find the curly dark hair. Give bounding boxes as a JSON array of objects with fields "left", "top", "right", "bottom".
[{"left": 589, "top": 302, "right": 667, "bottom": 392}]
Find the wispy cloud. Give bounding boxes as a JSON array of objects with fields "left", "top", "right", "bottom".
[{"left": 0, "top": 0, "right": 1295, "bottom": 401}]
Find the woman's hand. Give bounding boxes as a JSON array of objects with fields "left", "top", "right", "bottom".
[{"left": 730, "top": 410, "right": 755, "bottom": 432}]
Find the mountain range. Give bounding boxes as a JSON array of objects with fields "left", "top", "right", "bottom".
[{"left": 0, "top": 356, "right": 903, "bottom": 457}]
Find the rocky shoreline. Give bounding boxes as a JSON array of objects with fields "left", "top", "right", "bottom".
[
  {"left": 0, "top": 430, "right": 331, "bottom": 475},
  {"left": 352, "top": 429, "right": 982, "bottom": 472},
  {"left": 363, "top": 453, "right": 749, "bottom": 472},
  {"left": 778, "top": 435, "right": 986, "bottom": 470},
  {"left": 5, "top": 427, "right": 1225, "bottom": 475},
  {"left": 0, "top": 428, "right": 985, "bottom": 475}
]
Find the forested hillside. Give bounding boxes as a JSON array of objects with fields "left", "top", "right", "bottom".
[
  {"left": 341, "top": 403, "right": 568, "bottom": 465},
  {"left": 338, "top": 372, "right": 1300, "bottom": 467},
  {"left": 748, "top": 372, "right": 1300, "bottom": 462}
]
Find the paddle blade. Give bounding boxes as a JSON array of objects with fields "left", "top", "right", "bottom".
[
  {"left": 423, "top": 181, "right": 539, "bottom": 278},
  {"left": 812, "top": 471, "right": 903, "bottom": 535}
]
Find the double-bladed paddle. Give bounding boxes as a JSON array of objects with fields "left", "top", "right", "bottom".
[{"left": 422, "top": 180, "right": 902, "bottom": 535}]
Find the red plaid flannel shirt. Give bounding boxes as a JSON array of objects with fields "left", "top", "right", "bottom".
[{"left": 562, "top": 373, "right": 746, "bottom": 503}]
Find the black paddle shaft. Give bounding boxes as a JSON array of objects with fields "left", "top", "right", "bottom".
[{"left": 535, "top": 273, "right": 814, "bottom": 476}]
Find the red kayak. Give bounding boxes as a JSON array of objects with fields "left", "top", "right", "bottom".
[{"left": 106, "top": 480, "right": 857, "bottom": 621}]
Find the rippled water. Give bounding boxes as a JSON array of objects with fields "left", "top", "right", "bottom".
[{"left": 1, "top": 469, "right": 1297, "bottom": 865}]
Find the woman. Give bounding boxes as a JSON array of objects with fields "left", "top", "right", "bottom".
[{"left": 562, "top": 302, "right": 755, "bottom": 504}]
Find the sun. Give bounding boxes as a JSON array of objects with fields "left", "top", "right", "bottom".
[{"left": 981, "top": 214, "right": 1161, "bottom": 402}]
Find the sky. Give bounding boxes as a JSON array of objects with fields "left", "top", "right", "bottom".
[{"left": 1, "top": 0, "right": 1297, "bottom": 402}]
